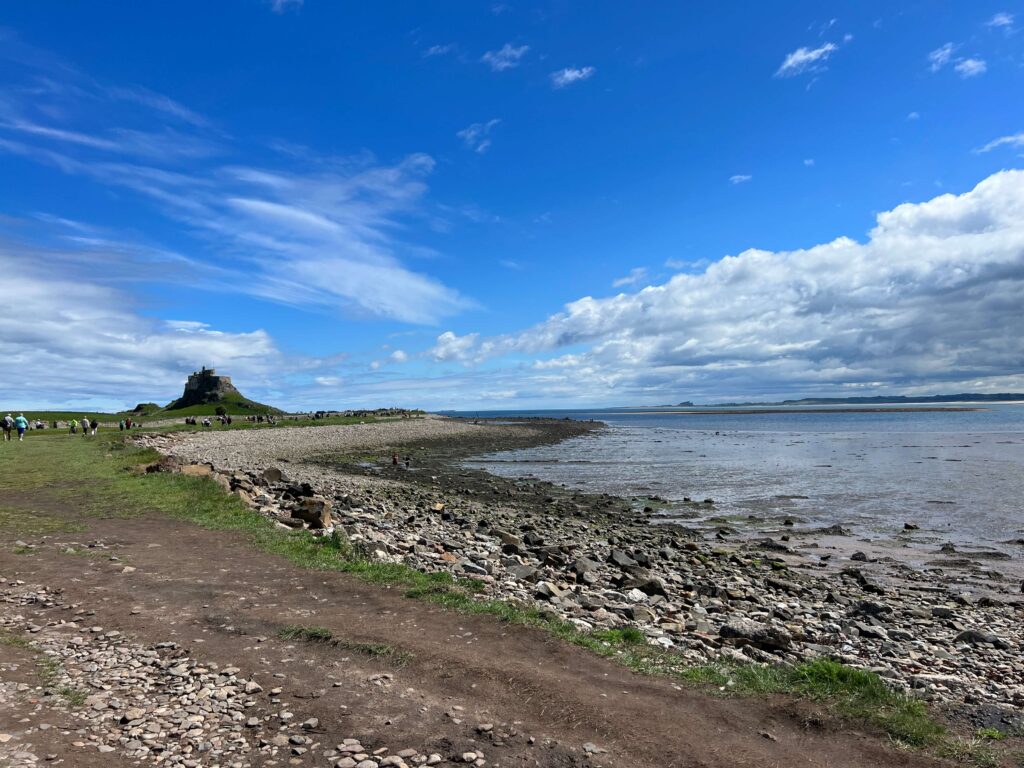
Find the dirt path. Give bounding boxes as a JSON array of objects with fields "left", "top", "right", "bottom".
[{"left": 0, "top": 491, "right": 944, "bottom": 768}]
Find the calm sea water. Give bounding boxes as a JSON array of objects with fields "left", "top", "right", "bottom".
[{"left": 454, "top": 404, "right": 1024, "bottom": 550}]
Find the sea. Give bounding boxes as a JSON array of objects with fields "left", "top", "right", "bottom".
[{"left": 451, "top": 404, "right": 1024, "bottom": 552}]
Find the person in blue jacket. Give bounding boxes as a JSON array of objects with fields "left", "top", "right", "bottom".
[{"left": 13, "top": 413, "right": 29, "bottom": 441}]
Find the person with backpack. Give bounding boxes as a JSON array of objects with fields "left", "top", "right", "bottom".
[
  {"left": 13, "top": 414, "right": 29, "bottom": 441},
  {"left": 2, "top": 414, "right": 13, "bottom": 441}
]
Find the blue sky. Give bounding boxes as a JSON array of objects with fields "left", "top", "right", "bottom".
[{"left": 1, "top": 1, "right": 1023, "bottom": 410}]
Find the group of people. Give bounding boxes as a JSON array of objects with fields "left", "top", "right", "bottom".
[
  {"left": 2, "top": 413, "right": 30, "bottom": 441},
  {"left": 69, "top": 417, "right": 99, "bottom": 435}
]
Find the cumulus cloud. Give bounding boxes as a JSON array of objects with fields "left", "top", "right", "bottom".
[
  {"left": 0, "top": 243, "right": 283, "bottom": 409},
  {"left": 775, "top": 42, "right": 838, "bottom": 77},
  {"left": 954, "top": 58, "right": 987, "bottom": 78},
  {"left": 549, "top": 66, "right": 595, "bottom": 89},
  {"left": 481, "top": 43, "right": 529, "bottom": 71},
  {"left": 457, "top": 119, "right": 500, "bottom": 153},
  {"left": 427, "top": 170, "right": 1024, "bottom": 402}
]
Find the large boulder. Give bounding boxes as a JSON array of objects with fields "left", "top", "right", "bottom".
[{"left": 291, "top": 497, "right": 333, "bottom": 529}]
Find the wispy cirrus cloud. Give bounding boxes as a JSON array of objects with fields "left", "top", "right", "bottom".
[
  {"left": 775, "top": 42, "right": 838, "bottom": 77},
  {"left": 456, "top": 119, "right": 500, "bottom": 153},
  {"left": 0, "top": 31, "right": 473, "bottom": 326},
  {"left": 985, "top": 12, "right": 1014, "bottom": 29},
  {"left": 481, "top": 43, "right": 529, "bottom": 71},
  {"left": 423, "top": 43, "right": 456, "bottom": 58},
  {"left": 975, "top": 131, "right": 1024, "bottom": 153},
  {"left": 954, "top": 58, "right": 987, "bottom": 78},
  {"left": 269, "top": 0, "right": 303, "bottom": 13},
  {"left": 729, "top": 174, "right": 752, "bottom": 185},
  {"left": 612, "top": 267, "right": 647, "bottom": 288},
  {"left": 928, "top": 42, "right": 956, "bottom": 71},
  {"left": 929, "top": 42, "right": 986, "bottom": 78},
  {"left": 550, "top": 66, "right": 595, "bottom": 89}
]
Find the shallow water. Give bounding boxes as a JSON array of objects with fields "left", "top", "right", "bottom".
[{"left": 459, "top": 404, "right": 1024, "bottom": 550}]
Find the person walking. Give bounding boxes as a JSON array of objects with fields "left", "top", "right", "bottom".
[
  {"left": 14, "top": 413, "right": 29, "bottom": 441},
  {"left": 2, "top": 414, "right": 13, "bottom": 441},
  {"left": 90, "top": 418, "right": 98, "bottom": 436},
  {"left": 81, "top": 416, "right": 91, "bottom": 437},
  {"left": 119, "top": 419, "right": 125, "bottom": 432},
  {"left": 69, "top": 419, "right": 78, "bottom": 435}
]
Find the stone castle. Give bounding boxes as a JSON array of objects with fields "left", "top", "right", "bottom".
[{"left": 166, "top": 367, "right": 243, "bottom": 409}]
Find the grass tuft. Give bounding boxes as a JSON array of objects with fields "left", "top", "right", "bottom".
[{"left": 278, "top": 624, "right": 412, "bottom": 665}]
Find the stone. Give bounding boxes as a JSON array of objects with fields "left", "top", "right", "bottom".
[
  {"left": 263, "top": 467, "right": 285, "bottom": 484},
  {"left": 719, "top": 619, "right": 792, "bottom": 651},
  {"left": 293, "top": 497, "right": 333, "bottom": 528},
  {"left": 608, "top": 549, "right": 638, "bottom": 569}
]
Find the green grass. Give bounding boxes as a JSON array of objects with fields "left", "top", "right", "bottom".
[
  {"left": 0, "top": 631, "right": 33, "bottom": 649},
  {"left": 0, "top": 432, "right": 953, "bottom": 754},
  {"left": 278, "top": 624, "right": 413, "bottom": 665},
  {"left": 938, "top": 737, "right": 1000, "bottom": 768}
]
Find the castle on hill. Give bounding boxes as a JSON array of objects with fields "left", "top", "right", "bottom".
[{"left": 166, "top": 367, "right": 242, "bottom": 409}]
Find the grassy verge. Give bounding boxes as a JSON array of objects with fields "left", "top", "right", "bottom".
[{"left": 0, "top": 432, "right": 951, "bottom": 753}]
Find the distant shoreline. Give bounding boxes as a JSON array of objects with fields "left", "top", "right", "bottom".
[{"left": 621, "top": 406, "right": 986, "bottom": 415}]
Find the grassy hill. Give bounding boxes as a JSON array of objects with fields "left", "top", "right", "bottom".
[
  {"left": 5, "top": 394, "right": 281, "bottom": 423},
  {"left": 157, "top": 391, "right": 283, "bottom": 417}
]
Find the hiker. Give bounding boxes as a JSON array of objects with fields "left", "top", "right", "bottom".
[
  {"left": 404, "top": 455, "right": 411, "bottom": 469},
  {"left": 2, "top": 414, "right": 13, "bottom": 441},
  {"left": 125, "top": 417, "right": 132, "bottom": 430},
  {"left": 119, "top": 419, "right": 125, "bottom": 431},
  {"left": 90, "top": 418, "right": 98, "bottom": 436},
  {"left": 69, "top": 419, "right": 77, "bottom": 434},
  {"left": 14, "top": 413, "right": 28, "bottom": 441},
  {"left": 392, "top": 452, "right": 398, "bottom": 466},
  {"left": 81, "top": 416, "right": 91, "bottom": 437}
]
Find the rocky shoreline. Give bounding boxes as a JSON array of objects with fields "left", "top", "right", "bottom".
[{"left": 135, "top": 418, "right": 1024, "bottom": 723}]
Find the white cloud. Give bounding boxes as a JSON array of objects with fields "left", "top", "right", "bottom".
[
  {"left": 730, "top": 174, "right": 752, "bottom": 185},
  {"left": 0, "top": 243, "right": 283, "bottom": 410},
  {"left": 928, "top": 42, "right": 956, "bottom": 72},
  {"left": 976, "top": 131, "right": 1024, "bottom": 153},
  {"left": 775, "top": 42, "right": 838, "bottom": 77},
  {"left": 803, "top": 158, "right": 815, "bottom": 167},
  {"left": 270, "top": 0, "right": 303, "bottom": 13},
  {"left": 612, "top": 267, "right": 647, "bottom": 288},
  {"left": 390, "top": 349, "right": 408, "bottom": 363},
  {"left": 954, "top": 58, "right": 987, "bottom": 78},
  {"left": 986, "top": 12, "right": 1014, "bottom": 28},
  {"left": 423, "top": 44, "right": 456, "bottom": 58},
  {"left": 549, "top": 66, "right": 596, "bottom": 89},
  {"left": 481, "top": 43, "right": 529, "bottom": 71},
  {"left": 456, "top": 119, "right": 500, "bottom": 153},
  {"left": 426, "top": 170, "right": 1024, "bottom": 402},
  {"left": 907, "top": 111, "right": 920, "bottom": 121}
]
